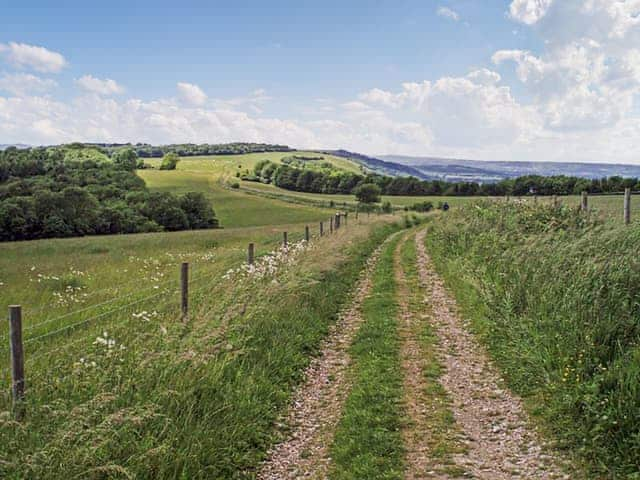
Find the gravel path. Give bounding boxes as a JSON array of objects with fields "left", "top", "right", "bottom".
[
  {"left": 414, "top": 229, "right": 570, "bottom": 479},
  {"left": 257, "top": 234, "right": 397, "bottom": 479},
  {"left": 394, "top": 232, "right": 452, "bottom": 479}
]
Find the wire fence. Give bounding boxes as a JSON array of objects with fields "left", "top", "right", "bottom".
[{"left": 2, "top": 213, "right": 354, "bottom": 419}]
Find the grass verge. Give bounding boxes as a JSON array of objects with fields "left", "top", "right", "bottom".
[
  {"left": 329, "top": 233, "right": 405, "bottom": 480},
  {"left": 424, "top": 201, "right": 640, "bottom": 478}
]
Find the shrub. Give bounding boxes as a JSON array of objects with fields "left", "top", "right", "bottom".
[
  {"left": 112, "top": 148, "right": 138, "bottom": 171},
  {"left": 409, "top": 201, "right": 433, "bottom": 212},
  {"left": 159, "top": 153, "right": 180, "bottom": 170},
  {"left": 354, "top": 183, "right": 381, "bottom": 204}
]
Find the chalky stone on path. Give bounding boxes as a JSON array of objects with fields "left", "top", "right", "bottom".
[{"left": 413, "top": 229, "right": 570, "bottom": 479}]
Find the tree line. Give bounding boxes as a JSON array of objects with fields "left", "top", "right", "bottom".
[
  {"left": 248, "top": 160, "right": 640, "bottom": 197},
  {"left": 0, "top": 146, "right": 218, "bottom": 242},
  {"left": 91, "top": 142, "right": 292, "bottom": 158}
]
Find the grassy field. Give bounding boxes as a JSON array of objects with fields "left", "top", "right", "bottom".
[
  {"left": 138, "top": 151, "right": 355, "bottom": 228},
  {"left": 0, "top": 210, "right": 402, "bottom": 478}
]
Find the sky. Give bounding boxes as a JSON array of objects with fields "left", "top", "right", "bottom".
[{"left": 1, "top": 0, "right": 640, "bottom": 163}]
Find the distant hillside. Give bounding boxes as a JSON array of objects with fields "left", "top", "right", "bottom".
[
  {"left": 0, "top": 144, "right": 30, "bottom": 150},
  {"left": 321, "top": 150, "right": 434, "bottom": 180},
  {"left": 381, "top": 155, "right": 640, "bottom": 182}
]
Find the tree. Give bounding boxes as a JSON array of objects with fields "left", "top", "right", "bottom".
[
  {"left": 178, "top": 192, "right": 218, "bottom": 229},
  {"left": 159, "top": 153, "right": 180, "bottom": 170},
  {"left": 112, "top": 148, "right": 138, "bottom": 171},
  {"left": 354, "top": 183, "right": 381, "bottom": 203}
]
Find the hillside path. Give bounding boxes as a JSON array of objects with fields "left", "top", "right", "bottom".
[
  {"left": 257, "top": 232, "right": 398, "bottom": 479},
  {"left": 414, "top": 229, "right": 570, "bottom": 479}
]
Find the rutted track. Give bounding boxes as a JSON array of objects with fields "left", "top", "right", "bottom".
[
  {"left": 257, "top": 232, "right": 400, "bottom": 479},
  {"left": 414, "top": 229, "right": 569, "bottom": 479}
]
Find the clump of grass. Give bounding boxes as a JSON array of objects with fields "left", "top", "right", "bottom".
[
  {"left": 425, "top": 201, "right": 640, "bottom": 477},
  {"left": 330, "top": 234, "right": 405, "bottom": 479}
]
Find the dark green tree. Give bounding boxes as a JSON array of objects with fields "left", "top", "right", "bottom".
[{"left": 354, "top": 183, "right": 381, "bottom": 203}]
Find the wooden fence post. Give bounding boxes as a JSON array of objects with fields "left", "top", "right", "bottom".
[
  {"left": 248, "top": 243, "right": 255, "bottom": 264},
  {"left": 330, "top": 217, "right": 334, "bottom": 233},
  {"left": 320, "top": 221, "right": 324, "bottom": 237},
  {"left": 624, "top": 188, "right": 631, "bottom": 225},
  {"left": 181, "top": 262, "right": 189, "bottom": 319},
  {"left": 344, "top": 213, "right": 348, "bottom": 226},
  {"left": 553, "top": 195, "right": 558, "bottom": 207},
  {"left": 581, "top": 191, "right": 588, "bottom": 212},
  {"left": 305, "top": 225, "right": 310, "bottom": 242},
  {"left": 9, "top": 305, "right": 25, "bottom": 421},
  {"left": 335, "top": 213, "right": 340, "bottom": 230},
  {"left": 283, "top": 231, "right": 288, "bottom": 247}
]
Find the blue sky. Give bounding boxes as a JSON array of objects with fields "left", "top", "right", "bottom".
[{"left": 1, "top": 1, "right": 640, "bottom": 163}]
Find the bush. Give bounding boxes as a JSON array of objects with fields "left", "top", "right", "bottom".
[
  {"left": 230, "top": 182, "right": 240, "bottom": 189},
  {"left": 159, "top": 153, "right": 180, "bottom": 170},
  {"left": 354, "top": 183, "right": 382, "bottom": 203},
  {"left": 112, "top": 148, "right": 138, "bottom": 171},
  {"left": 409, "top": 201, "right": 433, "bottom": 212},
  {"left": 241, "top": 174, "right": 260, "bottom": 182},
  {"left": 381, "top": 201, "right": 393, "bottom": 213}
]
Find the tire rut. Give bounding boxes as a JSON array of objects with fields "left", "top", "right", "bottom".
[
  {"left": 414, "top": 229, "right": 570, "bottom": 479},
  {"left": 257, "top": 232, "right": 399, "bottom": 480},
  {"left": 394, "top": 231, "right": 454, "bottom": 479}
]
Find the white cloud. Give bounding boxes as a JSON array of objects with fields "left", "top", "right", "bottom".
[
  {"left": 76, "top": 75, "right": 124, "bottom": 95},
  {"left": 358, "top": 88, "right": 404, "bottom": 108},
  {"left": 0, "top": 42, "right": 67, "bottom": 73},
  {"left": 437, "top": 6, "right": 460, "bottom": 21},
  {"left": 213, "top": 88, "right": 272, "bottom": 113},
  {"left": 467, "top": 68, "right": 502, "bottom": 86},
  {"left": 509, "top": 0, "right": 554, "bottom": 25},
  {"left": 0, "top": 73, "right": 57, "bottom": 96},
  {"left": 176, "top": 82, "right": 208, "bottom": 106},
  {"left": 496, "top": 1, "right": 640, "bottom": 131}
]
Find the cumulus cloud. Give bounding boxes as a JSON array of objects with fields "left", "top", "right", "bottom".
[
  {"left": 496, "top": 0, "right": 640, "bottom": 131},
  {"left": 177, "top": 82, "right": 208, "bottom": 106},
  {"left": 0, "top": 73, "right": 57, "bottom": 96},
  {"left": 509, "top": 0, "right": 554, "bottom": 25},
  {"left": 76, "top": 75, "right": 124, "bottom": 95},
  {"left": 437, "top": 6, "right": 460, "bottom": 21},
  {"left": 354, "top": 69, "right": 536, "bottom": 149},
  {"left": 0, "top": 42, "right": 67, "bottom": 73}
]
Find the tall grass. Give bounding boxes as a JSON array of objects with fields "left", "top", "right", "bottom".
[
  {"left": 425, "top": 201, "right": 640, "bottom": 477},
  {"left": 0, "top": 219, "right": 400, "bottom": 478}
]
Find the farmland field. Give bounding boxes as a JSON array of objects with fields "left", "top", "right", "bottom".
[{"left": 138, "top": 152, "right": 335, "bottom": 228}]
